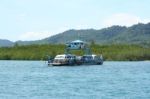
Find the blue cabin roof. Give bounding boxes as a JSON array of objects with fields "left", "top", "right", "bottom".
[{"left": 71, "top": 40, "right": 84, "bottom": 43}]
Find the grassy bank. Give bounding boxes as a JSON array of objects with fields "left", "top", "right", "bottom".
[{"left": 0, "top": 44, "right": 150, "bottom": 61}]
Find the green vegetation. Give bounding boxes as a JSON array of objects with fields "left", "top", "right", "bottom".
[
  {"left": 0, "top": 44, "right": 150, "bottom": 61},
  {"left": 90, "top": 44, "right": 150, "bottom": 61},
  {"left": 0, "top": 44, "right": 65, "bottom": 60}
]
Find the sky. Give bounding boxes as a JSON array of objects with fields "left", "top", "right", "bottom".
[{"left": 0, "top": 0, "right": 150, "bottom": 41}]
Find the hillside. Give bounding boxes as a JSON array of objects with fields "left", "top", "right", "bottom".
[
  {"left": 0, "top": 39, "right": 14, "bottom": 47},
  {"left": 43, "top": 23, "right": 150, "bottom": 46},
  {"left": 0, "top": 23, "right": 150, "bottom": 47}
]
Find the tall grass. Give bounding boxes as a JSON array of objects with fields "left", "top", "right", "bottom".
[{"left": 0, "top": 44, "right": 150, "bottom": 61}]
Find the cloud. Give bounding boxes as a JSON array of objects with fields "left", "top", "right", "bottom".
[
  {"left": 18, "top": 26, "right": 72, "bottom": 41},
  {"left": 102, "top": 13, "right": 150, "bottom": 27},
  {"left": 19, "top": 31, "right": 52, "bottom": 41}
]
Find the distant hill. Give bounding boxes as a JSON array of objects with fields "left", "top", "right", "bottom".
[
  {"left": 0, "top": 39, "right": 14, "bottom": 47},
  {"left": 43, "top": 26, "right": 127, "bottom": 44},
  {"left": 0, "top": 23, "right": 150, "bottom": 47},
  {"left": 41, "top": 23, "right": 150, "bottom": 46}
]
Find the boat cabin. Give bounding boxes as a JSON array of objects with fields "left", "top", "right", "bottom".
[
  {"left": 52, "top": 54, "right": 76, "bottom": 66},
  {"left": 66, "top": 40, "right": 86, "bottom": 50},
  {"left": 81, "top": 54, "right": 103, "bottom": 65},
  {"left": 54, "top": 54, "right": 76, "bottom": 60}
]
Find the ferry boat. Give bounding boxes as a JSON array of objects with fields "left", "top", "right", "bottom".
[
  {"left": 47, "top": 39, "right": 103, "bottom": 66},
  {"left": 48, "top": 54, "right": 103, "bottom": 66}
]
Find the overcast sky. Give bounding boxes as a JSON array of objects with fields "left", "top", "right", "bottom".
[{"left": 0, "top": 0, "right": 150, "bottom": 41}]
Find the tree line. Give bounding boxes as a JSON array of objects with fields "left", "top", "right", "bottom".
[{"left": 0, "top": 44, "right": 150, "bottom": 61}]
